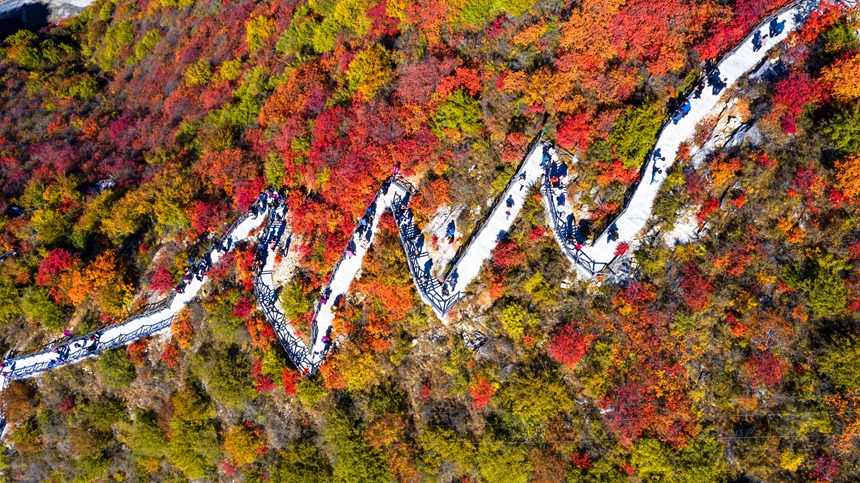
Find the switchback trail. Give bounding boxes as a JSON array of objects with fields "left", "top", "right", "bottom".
[{"left": 0, "top": 0, "right": 841, "bottom": 432}]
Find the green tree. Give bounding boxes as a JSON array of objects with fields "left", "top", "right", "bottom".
[
  {"left": 676, "top": 437, "right": 728, "bottom": 483},
  {"left": 475, "top": 437, "right": 532, "bottom": 483},
  {"left": 20, "top": 286, "right": 67, "bottom": 330},
  {"left": 271, "top": 442, "right": 333, "bottom": 483},
  {"left": 608, "top": 101, "right": 664, "bottom": 169},
  {"left": 323, "top": 410, "right": 392, "bottom": 483},
  {"left": 97, "top": 348, "right": 137, "bottom": 388},
  {"left": 0, "top": 278, "right": 22, "bottom": 324},
  {"left": 130, "top": 409, "right": 168, "bottom": 459},
  {"left": 431, "top": 89, "right": 482, "bottom": 139},
  {"left": 418, "top": 428, "right": 475, "bottom": 477},
  {"left": 499, "top": 372, "right": 573, "bottom": 431},
  {"left": 818, "top": 335, "right": 860, "bottom": 391},
  {"left": 134, "top": 29, "right": 162, "bottom": 60},
  {"left": 347, "top": 44, "right": 394, "bottom": 100},
  {"left": 167, "top": 384, "right": 220, "bottom": 480},
  {"left": 280, "top": 281, "right": 315, "bottom": 320},
  {"left": 786, "top": 253, "right": 849, "bottom": 318},
  {"left": 246, "top": 16, "right": 276, "bottom": 52},
  {"left": 296, "top": 375, "right": 328, "bottom": 407},
  {"left": 631, "top": 438, "right": 675, "bottom": 482},
  {"left": 824, "top": 101, "right": 860, "bottom": 155},
  {"left": 196, "top": 346, "right": 256, "bottom": 408}
]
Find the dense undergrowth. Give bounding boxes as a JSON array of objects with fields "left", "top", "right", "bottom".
[{"left": 1, "top": 0, "right": 860, "bottom": 481}]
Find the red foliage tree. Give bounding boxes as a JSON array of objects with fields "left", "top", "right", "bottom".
[
  {"left": 160, "top": 341, "right": 179, "bottom": 368},
  {"left": 548, "top": 324, "right": 595, "bottom": 367},
  {"left": 469, "top": 376, "right": 495, "bottom": 410},
  {"left": 681, "top": 264, "right": 713, "bottom": 312},
  {"left": 744, "top": 351, "right": 789, "bottom": 389},
  {"left": 282, "top": 368, "right": 300, "bottom": 396},
  {"left": 36, "top": 248, "right": 79, "bottom": 286},
  {"left": 596, "top": 159, "right": 641, "bottom": 186},
  {"left": 149, "top": 265, "right": 175, "bottom": 294}
]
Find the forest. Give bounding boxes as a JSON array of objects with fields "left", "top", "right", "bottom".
[{"left": 0, "top": 0, "right": 859, "bottom": 481}]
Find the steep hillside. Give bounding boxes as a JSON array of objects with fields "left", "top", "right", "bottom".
[{"left": 0, "top": 0, "right": 859, "bottom": 482}]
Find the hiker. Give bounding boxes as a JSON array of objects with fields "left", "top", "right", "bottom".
[
  {"left": 752, "top": 30, "right": 764, "bottom": 52},
  {"left": 769, "top": 18, "right": 784, "bottom": 37},
  {"left": 506, "top": 195, "right": 515, "bottom": 209},
  {"left": 445, "top": 221, "right": 455, "bottom": 243},
  {"left": 393, "top": 163, "right": 399, "bottom": 175},
  {"left": 693, "top": 79, "right": 705, "bottom": 99},
  {"left": 441, "top": 283, "right": 449, "bottom": 296},
  {"left": 506, "top": 210, "right": 511, "bottom": 220},
  {"left": 651, "top": 158, "right": 664, "bottom": 184},
  {"left": 557, "top": 193, "right": 565, "bottom": 207},
  {"left": 63, "top": 329, "right": 72, "bottom": 338}
]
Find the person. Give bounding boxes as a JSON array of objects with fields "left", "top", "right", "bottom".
[
  {"left": 346, "top": 248, "right": 354, "bottom": 259},
  {"left": 693, "top": 79, "right": 705, "bottom": 99},
  {"left": 393, "top": 164, "right": 399, "bottom": 175},
  {"left": 769, "top": 18, "right": 784, "bottom": 37},
  {"left": 651, "top": 159, "right": 663, "bottom": 184},
  {"left": 557, "top": 193, "right": 565, "bottom": 207},
  {"left": 506, "top": 210, "right": 511, "bottom": 220},
  {"left": 322, "top": 335, "right": 330, "bottom": 344},
  {"left": 752, "top": 30, "right": 764, "bottom": 52},
  {"left": 441, "top": 283, "right": 449, "bottom": 296},
  {"left": 506, "top": 195, "right": 515, "bottom": 208}
]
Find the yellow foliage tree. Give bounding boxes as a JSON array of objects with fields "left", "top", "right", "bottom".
[
  {"left": 347, "top": 44, "right": 394, "bottom": 101},
  {"left": 836, "top": 154, "right": 860, "bottom": 200},
  {"left": 824, "top": 52, "right": 860, "bottom": 103},
  {"left": 224, "top": 425, "right": 264, "bottom": 467}
]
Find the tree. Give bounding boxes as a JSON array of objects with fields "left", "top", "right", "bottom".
[
  {"left": 168, "top": 384, "right": 220, "bottom": 480},
  {"left": 835, "top": 154, "right": 860, "bottom": 200},
  {"left": 823, "top": 51, "right": 860, "bottom": 103},
  {"left": 224, "top": 424, "right": 264, "bottom": 468},
  {"left": 819, "top": 335, "right": 860, "bottom": 391},
  {"left": 246, "top": 16, "right": 276, "bottom": 51},
  {"left": 475, "top": 437, "right": 532, "bottom": 483},
  {"left": 785, "top": 253, "right": 849, "bottom": 318},
  {"left": 323, "top": 410, "right": 392, "bottom": 483},
  {"left": 130, "top": 409, "right": 168, "bottom": 460},
  {"left": 499, "top": 372, "right": 573, "bottom": 431},
  {"left": 430, "top": 89, "right": 482, "bottom": 140},
  {"left": 280, "top": 281, "right": 315, "bottom": 320},
  {"left": 548, "top": 323, "right": 595, "bottom": 368},
  {"left": 20, "top": 286, "right": 67, "bottom": 330},
  {"left": 470, "top": 375, "right": 496, "bottom": 410},
  {"left": 270, "top": 442, "right": 333, "bottom": 483},
  {"left": 824, "top": 101, "right": 860, "bottom": 155},
  {"left": 97, "top": 347, "right": 137, "bottom": 388},
  {"left": 630, "top": 438, "right": 673, "bottom": 482},
  {"left": 347, "top": 44, "right": 394, "bottom": 100},
  {"left": 3, "top": 380, "right": 38, "bottom": 424}
]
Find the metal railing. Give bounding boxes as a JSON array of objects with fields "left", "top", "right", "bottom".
[
  {"left": 390, "top": 190, "right": 463, "bottom": 316},
  {"left": 540, "top": 160, "right": 609, "bottom": 277}
]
